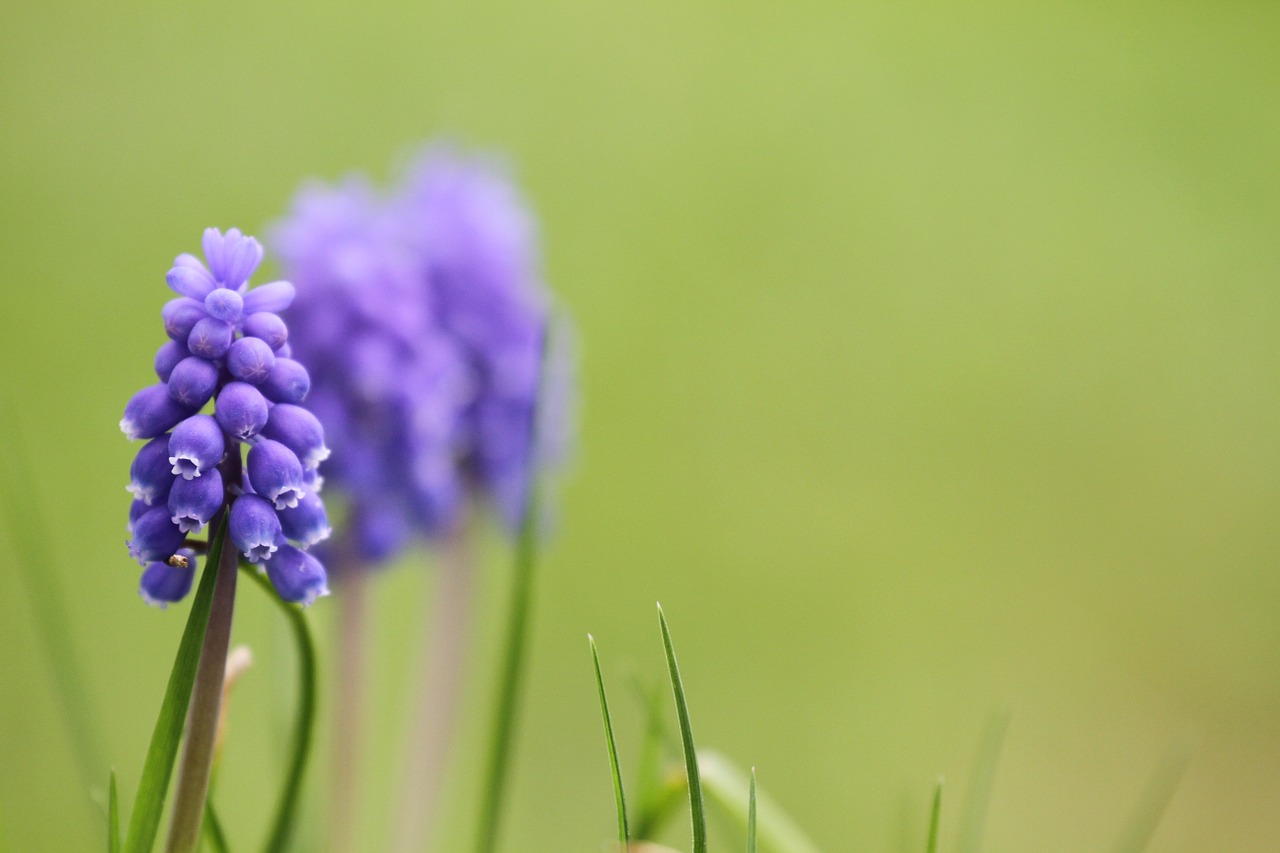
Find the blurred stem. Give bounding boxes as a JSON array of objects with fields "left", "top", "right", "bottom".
[
  {"left": 392, "top": 513, "right": 476, "bottom": 853},
  {"left": 329, "top": 557, "right": 367, "bottom": 853},
  {"left": 165, "top": 455, "right": 242, "bottom": 853}
]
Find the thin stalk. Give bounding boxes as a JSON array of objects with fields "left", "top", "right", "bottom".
[
  {"left": 329, "top": 557, "right": 367, "bottom": 853},
  {"left": 392, "top": 516, "right": 477, "bottom": 853},
  {"left": 165, "top": 456, "right": 242, "bottom": 853}
]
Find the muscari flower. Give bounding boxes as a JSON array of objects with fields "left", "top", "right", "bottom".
[
  {"left": 271, "top": 145, "right": 574, "bottom": 567},
  {"left": 122, "top": 228, "right": 332, "bottom": 606}
]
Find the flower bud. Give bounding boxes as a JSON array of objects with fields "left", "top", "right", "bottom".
[
  {"left": 168, "top": 467, "right": 224, "bottom": 533},
  {"left": 277, "top": 492, "right": 331, "bottom": 546},
  {"left": 128, "top": 437, "right": 175, "bottom": 505},
  {"left": 261, "top": 404, "right": 329, "bottom": 469},
  {"left": 121, "top": 384, "right": 195, "bottom": 441},
  {"left": 188, "top": 317, "right": 235, "bottom": 359},
  {"left": 128, "top": 506, "right": 186, "bottom": 564},
  {"left": 243, "top": 281, "right": 295, "bottom": 314},
  {"left": 163, "top": 297, "right": 207, "bottom": 342},
  {"left": 229, "top": 493, "right": 283, "bottom": 563},
  {"left": 128, "top": 497, "right": 150, "bottom": 533},
  {"left": 243, "top": 312, "right": 288, "bottom": 351},
  {"left": 167, "top": 356, "right": 221, "bottom": 409},
  {"left": 264, "top": 544, "right": 328, "bottom": 606},
  {"left": 261, "top": 358, "right": 311, "bottom": 404},
  {"left": 215, "top": 382, "right": 269, "bottom": 441},
  {"left": 275, "top": 342, "right": 293, "bottom": 359},
  {"left": 154, "top": 340, "right": 189, "bottom": 382},
  {"left": 227, "top": 336, "right": 276, "bottom": 384},
  {"left": 168, "top": 414, "right": 225, "bottom": 479},
  {"left": 204, "top": 287, "right": 244, "bottom": 323},
  {"left": 247, "top": 439, "right": 306, "bottom": 510},
  {"left": 139, "top": 549, "right": 198, "bottom": 608},
  {"left": 167, "top": 258, "right": 216, "bottom": 300}
]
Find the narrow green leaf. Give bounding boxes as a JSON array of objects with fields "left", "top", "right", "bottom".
[
  {"left": 630, "top": 679, "right": 671, "bottom": 839},
  {"left": 699, "top": 750, "right": 822, "bottom": 853},
  {"left": 238, "top": 563, "right": 318, "bottom": 853},
  {"left": 123, "top": 519, "right": 228, "bottom": 853},
  {"left": 589, "top": 635, "right": 630, "bottom": 846},
  {"left": 202, "top": 800, "right": 230, "bottom": 853},
  {"left": 658, "top": 604, "right": 707, "bottom": 853},
  {"left": 109, "top": 772, "right": 121, "bottom": 853},
  {"left": 747, "top": 767, "right": 757, "bottom": 853},
  {"left": 1108, "top": 737, "right": 1194, "bottom": 853},
  {"left": 955, "top": 708, "right": 1010, "bottom": 853},
  {"left": 926, "top": 777, "right": 942, "bottom": 853}
]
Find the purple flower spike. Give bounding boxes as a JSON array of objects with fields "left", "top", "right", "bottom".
[
  {"left": 260, "top": 358, "right": 310, "bottom": 404},
  {"left": 247, "top": 439, "right": 306, "bottom": 510},
  {"left": 168, "top": 414, "right": 225, "bottom": 479},
  {"left": 262, "top": 404, "right": 330, "bottom": 469},
  {"left": 277, "top": 492, "right": 331, "bottom": 546},
  {"left": 128, "top": 437, "right": 175, "bottom": 505},
  {"left": 154, "top": 340, "right": 189, "bottom": 382},
  {"left": 128, "top": 506, "right": 186, "bottom": 564},
  {"left": 162, "top": 297, "right": 208, "bottom": 342},
  {"left": 264, "top": 544, "right": 328, "bottom": 606},
  {"left": 121, "top": 384, "right": 195, "bottom": 441},
  {"left": 244, "top": 280, "right": 296, "bottom": 315},
  {"left": 166, "top": 258, "right": 216, "bottom": 300},
  {"left": 187, "top": 317, "right": 234, "bottom": 359},
  {"left": 140, "top": 550, "right": 197, "bottom": 608},
  {"left": 229, "top": 493, "right": 283, "bottom": 563},
  {"left": 204, "top": 287, "right": 244, "bottom": 323},
  {"left": 167, "top": 356, "right": 220, "bottom": 409},
  {"left": 215, "top": 382, "right": 269, "bottom": 441},
  {"left": 227, "top": 336, "right": 276, "bottom": 384},
  {"left": 168, "top": 468, "right": 223, "bottom": 534},
  {"left": 243, "top": 312, "right": 288, "bottom": 351}
]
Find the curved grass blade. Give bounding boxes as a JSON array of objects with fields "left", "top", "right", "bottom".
[
  {"left": 747, "top": 768, "right": 757, "bottom": 853},
  {"left": 123, "top": 518, "right": 228, "bottom": 853},
  {"left": 954, "top": 708, "right": 1009, "bottom": 853},
  {"left": 238, "top": 562, "right": 318, "bottom": 853},
  {"left": 1107, "top": 736, "right": 1194, "bottom": 853},
  {"left": 109, "top": 772, "right": 121, "bottom": 853},
  {"left": 698, "top": 750, "right": 822, "bottom": 853},
  {"left": 926, "top": 778, "right": 942, "bottom": 853},
  {"left": 202, "top": 800, "right": 230, "bottom": 853},
  {"left": 589, "top": 635, "right": 630, "bottom": 846},
  {"left": 657, "top": 604, "right": 707, "bottom": 853}
]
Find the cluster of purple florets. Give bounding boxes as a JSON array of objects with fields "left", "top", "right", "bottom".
[
  {"left": 122, "top": 228, "right": 332, "bottom": 606},
  {"left": 271, "top": 146, "right": 574, "bottom": 564}
]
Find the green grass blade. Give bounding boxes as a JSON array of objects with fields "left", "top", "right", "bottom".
[
  {"left": 698, "top": 750, "right": 822, "bottom": 853},
  {"left": 954, "top": 708, "right": 1010, "bottom": 853},
  {"left": 926, "top": 777, "right": 942, "bottom": 853},
  {"left": 657, "top": 604, "right": 707, "bottom": 853},
  {"left": 123, "top": 518, "right": 228, "bottom": 853},
  {"left": 238, "top": 563, "right": 318, "bottom": 853},
  {"left": 630, "top": 679, "right": 671, "bottom": 838},
  {"left": 109, "top": 772, "right": 121, "bottom": 853},
  {"left": 589, "top": 635, "right": 630, "bottom": 846},
  {"left": 747, "top": 767, "right": 757, "bottom": 853},
  {"left": 1107, "top": 736, "right": 1194, "bottom": 853},
  {"left": 202, "top": 800, "right": 230, "bottom": 853},
  {"left": 0, "top": 403, "right": 106, "bottom": 791}
]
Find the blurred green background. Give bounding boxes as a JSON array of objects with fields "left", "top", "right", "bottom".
[{"left": 1, "top": 1, "right": 1277, "bottom": 851}]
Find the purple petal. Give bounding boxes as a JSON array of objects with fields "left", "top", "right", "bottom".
[{"left": 243, "top": 281, "right": 295, "bottom": 314}]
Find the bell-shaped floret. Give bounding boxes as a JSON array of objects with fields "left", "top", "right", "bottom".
[
  {"left": 247, "top": 439, "right": 306, "bottom": 510},
  {"left": 215, "top": 382, "right": 269, "bottom": 441},
  {"left": 243, "top": 312, "right": 288, "bottom": 351},
  {"left": 264, "top": 544, "right": 328, "bottom": 606},
  {"left": 128, "top": 497, "right": 150, "bottom": 534},
  {"left": 121, "top": 384, "right": 195, "bottom": 441},
  {"left": 128, "top": 506, "right": 186, "bottom": 564},
  {"left": 167, "top": 356, "right": 220, "bottom": 409},
  {"left": 204, "top": 287, "right": 244, "bottom": 324},
  {"left": 168, "top": 414, "right": 225, "bottom": 479},
  {"left": 229, "top": 493, "right": 283, "bottom": 563},
  {"left": 261, "top": 358, "right": 311, "bottom": 404},
  {"left": 162, "top": 297, "right": 208, "bottom": 342},
  {"left": 168, "top": 468, "right": 224, "bottom": 534},
  {"left": 139, "top": 549, "right": 198, "bottom": 608},
  {"left": 243, "top": 281, "right": 295, "bottom": 314},
  {"left": 277, "top": 492, "right": 331, "bottom": 546},
  {"left": 187, "top": 317, "right": 235, "bottom": 359},
  {"left": 154, "top": 341, "right": 189, "bottom": 382},
  {"left": 128, "top": 437, "right": 175, "bottom": 505},
  {"left": 261, "top": 404, "right": 330, "bottom": 469},
  {"left": 227, "top": 336, "right": 276, "bottom": 384}
]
